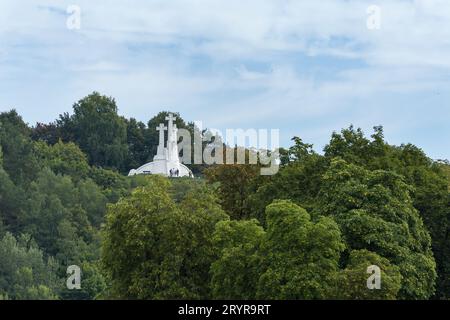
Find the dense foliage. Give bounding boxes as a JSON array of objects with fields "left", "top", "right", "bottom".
[{"left": 0, "top": 92, "right": 449, "bottom": 300}]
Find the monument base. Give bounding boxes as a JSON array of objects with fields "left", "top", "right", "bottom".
[{"left": 128, "top": 160, "right": 193, "bottom": 178}]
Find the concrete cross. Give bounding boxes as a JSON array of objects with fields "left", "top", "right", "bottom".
[
  {"left": 156, "top": 123, "right": 167, "bottom": 148},
  {"left": 165, "top": 113, "right": 177, "bottom": 144},
  {"left": 165, "top": 113, "right": 177, "bottom": 125}
]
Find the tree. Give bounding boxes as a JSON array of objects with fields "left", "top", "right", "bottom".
[
  {"left": 20, "top": 169, "right": 94, "bottom": 262},
  {"left": 2, "top": 105, "right": 448, "bottom": 301},
  {"left": 124, "top": 118, "right": 149, "bottom": 171},
  {"left": 324, "top": 126, "right": 449, "bottom": 299},
  {"left": 176, "top": 183, "right": 229, "bottom": 298},
  {"left": 34, "top": 140, "right": 90, "bottom": 181},
  {"left": 77, "top": 179, "right": 108, "bottom": 228},
  {"left": 317, "top": 159, "right": 437, "bottom": 299},
  {"left": 0, "top": 110, "right": 41, "bottom": 185},
  {"left": 89, "top": 166, "right": 132, "bottom": 202},
  {"left": 0, "top": 232, "right": 60, "bottom": 300},
  {"left": 60, "top": 260, "right": 107, "bottom": 300},
  {"left": 337, "top": 250, "right": 402, "bottom": 300},
  {"left": 61, "top": 92, "right": 128, "bottom": 171},
  {"left": 0, "top": 147, "right": 23, "bottom": 231},
  {"left": 281, "top": 136, "right": 316, "bottom": 164},
  {"left": 31, "top": 122, "right": 60, "bottom": 145},
  {"left": 102, "top": 176, "right": 228, "bottom": 299},
  {"left": 210, "top": 200, "right": 345, "bottom": 300},
  {"left": 440, "top": 163, "right": 450, "bottom": 188},
  {"left": 205, "top": 164, "right": 260, "bottom": 220},
  {"left": 210, "top": 219, "right": 265, "bottom": 299},
  {"left": 256, "top": 200, "right": 344, "bottom": 299},
  {"left": 246, "top": 138, "right": 329, "bottom": 224}
]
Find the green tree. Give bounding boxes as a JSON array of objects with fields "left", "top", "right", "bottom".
[
  {"left": 34, "top": 140, "right": 90, "bottom": 181},
  {"left": 102, "top": 176, "right": 228, "bottom": 299},
  {"left": 77, "top": 179, "right": 108, "bottom": 228},
  {"left": 210, "top": 219, "right": 265, "bottom": 299},
  {"left": 125, "top": 118, "right": 149, "bottom": 171},
  {"left": 205, "top": 164, "right": 260, "bottom": 220},
  {"left": 324, "top": 126, "right": 449, "bottom": 298},
  {"left": 337, "top": 250, "right": 402, "bottom": 300},
  {"left": 0, "top": 110, "right": 41, "bottom": 185},
  {"left": 318, "top": 159, "right": 436, "bottom": 299},
  {"left": 177, "top": 183, "right": 229, "bottom": 298},
  {"left": 440, "top": 162, "right": 450, "bottom": 188},
  {"left": 20, "top": 169, "right": 93, "bottom": 262},
  {"left": 247, "top": 139, "right": 329, "bottom": 224},
  {"left": 256, "top": 200, "right": 345, "bottom": 299},
  {"left": 60, "top": 92, "right": 128, "bottom": 171},
  {"left": 0, "top": 147, "right": 23, "bottom": 231},
  {"left": 0, "top": 232, "right": 60, "bottom": 300},
  {"left": 89, "top": 166, "right": 132, "bottom": 202},
  {"left": 31, "top": 122, "right": 60, "bottom": 145}
]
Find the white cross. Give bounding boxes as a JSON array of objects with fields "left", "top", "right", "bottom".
[
  {"left": 156, "top": 123, "right": 167, "bottom": 148},
  {"left": 165, "top": 113, "right": 177, "bottom": 126},
  {"left": 165, "top": 113, "right": 177, "bottom": 144}
]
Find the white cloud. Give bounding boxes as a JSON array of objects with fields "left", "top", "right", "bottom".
[{"left": 0, "top": 0, "right": 450, "bottom": 159}]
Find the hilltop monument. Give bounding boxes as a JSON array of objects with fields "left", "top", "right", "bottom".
[{"left": 128, "top": 114, "right": 194, "bottom": 178}]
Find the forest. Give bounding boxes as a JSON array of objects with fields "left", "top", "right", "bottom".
[{"left": 0, "top": 92, "right": 449, "bottom": 300}]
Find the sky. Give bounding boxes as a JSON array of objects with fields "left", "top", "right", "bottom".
[{"left": 0, "top": 0, "right": 449, "bottom": 160}]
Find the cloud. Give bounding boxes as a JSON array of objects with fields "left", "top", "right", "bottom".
[{"left": 0, "top": 0, "right": 449, "bottom": 159}]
